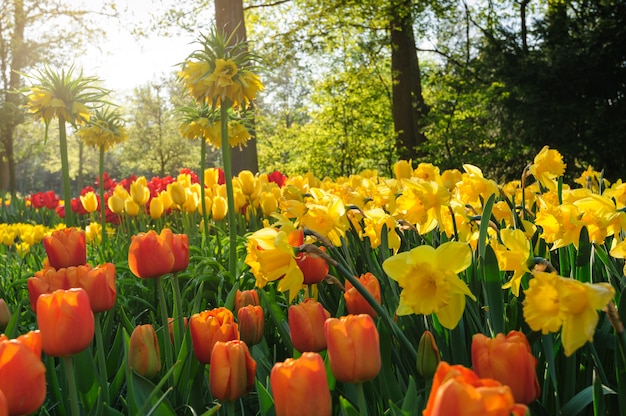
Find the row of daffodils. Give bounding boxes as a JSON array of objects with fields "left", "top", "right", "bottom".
[{"left": 1, "top": 145, "right": 626, "bottom": 415}]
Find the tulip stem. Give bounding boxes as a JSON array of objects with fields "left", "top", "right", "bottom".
[
  {"left": 156, "top": 276, "right": 174, "bottom": 377},
  {"left": 99, "top": 144, "right": 108, "bottom": 255},
  {"left": 220, "top": 102, "right": 238, "bottom": 278},
  {"left": 58, "top": 115, "right": 74, "bottom": 227},
  {"left": 95, "top": 312, "right": 110, "bottom": 404},
  {"left": 62, "top": 355, "right": 81, "bottom": 416},
  {"left": 225, "top": 400, "right": 236, "bottom": 416},
  {"left": 355, "top": 382, "right": 368, "bottom": 416},
  {"left": 200, "top": 136, "right": 210, "bottom": 246},
  {"left": 172, "top": 273, "right": 185, "bottom": 356}
]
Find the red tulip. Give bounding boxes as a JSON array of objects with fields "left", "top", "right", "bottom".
[
  {"left": 472, "top": 331, "right": 540, "bottom": 404},
  {"left": 344, "top": 272, "right": 381, "bottom": 318},
  {"left": 0, "top": 336, "right": 46, "bottom": 415},
  {"left": 128, "top": 324, "right": 161, "bottom": 378},
  {"left": 324, "top": 314, "right": 381, "bottom": 383},
  {"left": 128, "top": 230, "right": 175, "bottom": 278},
  {"left": 36, "top": 288, "right": 95, "bottom": 357},
  {"left": 270, "top": 352, "right": 331, "bottom": 416},
  {"left": 296, "top": 247, "right": 329, "bottom": 285},
  {"left": 190, "top": 307, "right": 239, "bottom": 364},
  {"left": 0, "top": 389, "right": 7, "bottom": 416},
  {"left": 237, "top": 305, "right": 265, "bottom": 346},
  {"left": 288, "top": 298, "right": 330, "bottom": 353},
  {"left": 43, "top": 227, "right": 86, "bottom": 269},
  {"left": 209, "top": 340, "right": 257, "bottom": 402}
]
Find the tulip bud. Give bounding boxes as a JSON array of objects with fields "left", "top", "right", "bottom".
[
  {"left": 324, "top": 314, "right": 381, "bottom": 383},
  {"left": 0, "top": 299, "right": 11, "bottom": 329},
  {"left": 128, "top": 324, "right": 161, "bottom": 378},
  {"left": 344, "top": 272, "right": 381, "bottom": 318},
  {"left": 168, "top": 317, "right": 188, "bottom": 344},
  {"left": 130, "top": 179, "right": 150, "bottom": 206},
  {"left": 234, "top": 289, "right": 260, "bottom": 314},
  {"left": 36, "top": 288, "right": 95, "bottom": 357},
  {"left": 417, "top": 331, "right": 440, "bottom": 378},
  {"left": 149, "top": 197, "right": 164, "bottom": 219},
  {"left": 260, "top": 191, "right": 278, "bottom": 216},
  {"left": 80, "top": 191, "right": 99, "bottom": 213},
  {"left": 296, "top": 247, "right": 329, "bottom": 285},
  {"left": 270, "top": 352, "right": 331, "bottom": 416},
  {"left": 168, "top": 182, "right": 187, "bottom": 206},
  {"left": 238, "top": 170, "right": 257, "bottom": 196},
  {"left": 238, "top": 305, "right": 265, "bottom": 346},
  {"left": 190, "top": 307, "right": 239, "bottom": 365},
  {"left": 210, "top": 340, "right": 257, "bottom": 402},
  {"left": 107, "top": 194, "right": 125, "bottom": 214},
  {"left": 124, "top": 199, "right": 140, "bottom": 216},
  {"left": 212, "top": 195, "right": 228, "bottom": 221},
  {"left": 288, "top": 298, "right": 330, "bottom": 353}
]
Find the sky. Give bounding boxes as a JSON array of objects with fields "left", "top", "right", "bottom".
[{"left": 75, "top": 0, "right": 197, "bottom": 96}]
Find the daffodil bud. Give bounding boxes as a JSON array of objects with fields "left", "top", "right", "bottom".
[{"left": 417, "top": 331, "right": 440, "bottom": 378}]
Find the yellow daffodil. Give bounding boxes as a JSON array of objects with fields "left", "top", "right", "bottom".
[
  {"left": 394, "top": 160, "right": 413, "bottom": 180},
  {"left": 455, "top": 164, "right": 499, "bottom": 211},
  {"left": 523, "top": 272, "right": 615, "bottom": 356},
  {"left": 362, "top": 207, "right": 401, "bottom": 251},
  {"left": 528, "top": 146, "right": 566, "bottom": 191},
  {"left": 493, "top": 228, "right": 532, "bottom": 297},
  {"left": 382, "top": 241, "right": 475, "bottom": 329},
  {"left": 244, "top": 227, "right": 304, "bottom": 300},
  {"left": 394, "top": 179, "right": 450, "bottom": 234},
  {"left": 534, "top": 203, "right": 584, "bottom": 249},
  {"left": 574, "top": 166, "right": 609, "bottom": 193},
  {"left": 300, "top": 188, "right": 349, "bottom": 246}
]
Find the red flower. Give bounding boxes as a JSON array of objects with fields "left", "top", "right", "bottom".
[{"left": 268, "top": 170, "right": 287, "bottom": 187}]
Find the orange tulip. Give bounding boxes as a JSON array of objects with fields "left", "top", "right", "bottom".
[
  {"left": 296, "top": 247, "right": 329, "bottom": 285},
  {"left": 36, "top": 288, "right": 95, "bottom": 357},
  {"left": 0, "top": 337, "right": 46, "bottom": 416},
  {"left": 78, "top": 263, "right": 117, "bottom": 313},
  {"left": 234, "top": 289, "right": 260, "bottom": 314},
  {"left": 0, "top": 299, "right": 10, "bottom": 329},
  {"left": 288, "top": 298, "right": 330, "bottom": 353},
  {"left": 472, "top": 331, "right": 540, "bottom": 404},
  {"left": 128, "top": 324, "right": 162, "bottom": 378},
  {"left": 209, "top": 340, "right": 257, "bottom": 402},
  {"left": 324, "top": 314, "right": 381, "bottom": 383},
  {"left": 128, "top": 230, "right": 175, "bottom": 278},
  {"left": 28, "top": 267, "right": 72, "bottom": 311},
  {"left": 160, "top": 229, "right": 189, "bottom": 273},
  {"left": 423, "top": 361, "right": 528, "bottom": 416},
  {"left": 168, "top": 316, "right": 189, "bottom": 344},
  {"left": 190, "top": 307, "right": 239, "bottom": 364},
  {"left": 270, "top": 352, "right": 332, "bottom": 416},
  {"left": 237, "top": 305, "right": 265, "bottom": 346},
  {"left": 43, "top": 227, "right": 86, "bottom": 269},
  {"left": 344, "top": 272, "right": 381, "bottom": 318}
]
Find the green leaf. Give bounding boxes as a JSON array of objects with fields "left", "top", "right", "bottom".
[
  {"left": 482, "top": 244, "right": 505, "bottom": 335},
  {"left": 256, "top": 378, "right": 274, "bottom": 416},
  {"left": 477, "top": 193, "right": 495, "bottom": 259},
  {"left": 593, "top": 371, "right": 606, "bottom": 416},
  {"left": 129, "top": 368, "right": 177, "bottom": 416},
  {"left": 338, "top": 396, "right": 360, "bottom": 416},
  {"left": 561, "top": 384, "right": 616, "bottom": 415},
  {"left": 400, "top": 376, "right": 422, "bottom": 413}
]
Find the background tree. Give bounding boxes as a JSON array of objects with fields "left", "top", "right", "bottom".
[{"left": 0, "top": 0, "right": 118, "bottom": 195}]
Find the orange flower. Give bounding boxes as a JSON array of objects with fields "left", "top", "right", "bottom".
[
  {"left": 234, "top": 289, "right": 260, "bottom": 314},
  {"left": 423, "top": 361, "right": 528, "bottom": 416},
  {"left": 168, "top": 317, "right": 189, "bottom": 344},
  {"left": 36, "top": 288, "right": 95, "bottom": 357},
  {"left": 128, "top": 230, "right": 175, "bottom": 278},
  {"left": 344, "top": 272, "right": 381, "bottom": 318},
  {"left": 0, "top": 389, "right": 7, "bottom": 416},
  {"left": 160, "top": 229, "right": 189, "bottom": 273},
  {"left": 270, "top": 352, "right": 332, "bottom": 416},
  {"left": 43, "top": 227, "right": 86, "bottom": 269},
  {"left": 324, "top": 314, "right": 381, "bottom": 383},
  {"left": 237, "top": 305, "right": 265, "bottom": 346},
  {"left": 0, "top": 335, "right": 47, "bottom": 416},
  {"left": 296, "top": 247, "right": 329, "bottom": 285},
  {"left": 190, "top": 307, "right": 239, "bottom": 364},
  {"left": 0, "top": 299, "right": 10, "bottom": 329},
  {"left": 288, "top": 298, "right": 330, "bottom": 353},
  {"left": 209, "top": 340, "right": 257, "bottom": 402},
  {"left": 128, "top": 324, "right": 161, "bottom": 378},
  {"left": 472, "top": 331, "right": 540, "bottom": 404},
  {"left": 78, "top": 263, "right": 117, "bottom": 313}
]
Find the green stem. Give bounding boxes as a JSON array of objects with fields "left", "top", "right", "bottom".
[
  {"left": 200, "top": 136, "right": 210, "bottom": 246},
  {"left": 156, "top": 276, "right": 174, "bottom": 376},
  {"left": 62, "top": 355, "right": 81, "bottom": 416},
  {"left": 220, "top": 103, "right": 237, "bottom": 277},
  {"left": 355, "top": 382, "right": 368, "bottom": 416},
  {"left": 172, "top": 273, "right": 185, "bottom": 358},
  {"left": 58, "top": 116, "right": 73, "bottom": 226},
  {"left": 98, "top": 144, "right": 108, "bottom": 255},
  {"left": 95, "top": 312, "right": 110, "bottom": 404},
  {"left": 225, "top": 400, "right": 236, "bottom": 416}
]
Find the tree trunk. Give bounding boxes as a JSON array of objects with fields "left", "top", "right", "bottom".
[
  {"left": 0, "top": 0, "right": 26, "bottom": 195},
  {"left": 214, "top": 0, "right": 259, "bottom": 175},
  {"left": 390, "top": 0, "right": 428, "bottom": 161}
]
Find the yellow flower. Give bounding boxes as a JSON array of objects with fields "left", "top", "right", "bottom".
[
  {"left": 211, "top": 195, "right": 228, "bottom": 221},
  {"left": 130, "top": 177, "right": 150, "bottom": 206},
  {"left": 455, "top": 164, "right": 499, "bottom": 211},
  {"left": 528, "top": 146, "right": 566, "bottom": 191},
  {"left": 244, "top": 227, "right": 303, "bottom": 300},
  {"left": 149, "top": 197, "right": 165, "bottom": 220},
  {"left": 80, "top": 191, "right": 99, "bottom": 213},
  {"left": 522, "top": 272, "right": 564, "bottom": 335},
  {"left": 394, "top": 179, "right": 450, "bottom": 234},
  {"left": 394, "top": 160, "right": 413, "bottom": 180},
  {"left": 574, "top": 166, "right": 609, "bottom": 193},
  {"left": 85, "top": 221, "right": 102, "bottom": 243},
  {"left": 493, "top": 228, "right": 532, "bottom": 296},
  {"left": 300, "top": 188, "right": 349, "bottom": 246},
  {"left": 523, "top": 272, "right": 615, "bottom": 356},
  {"left": 535, "top": 203, "right": 584, "bottom": 249},
  {"left": 363, "top": 207, "right": 400, "bottom": 251},
  {"left": 382, "top": 241, "right": 475, "bottom": 329},
  {"left": 76, "top": 107, "right": 128, "bottom": 151}
]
